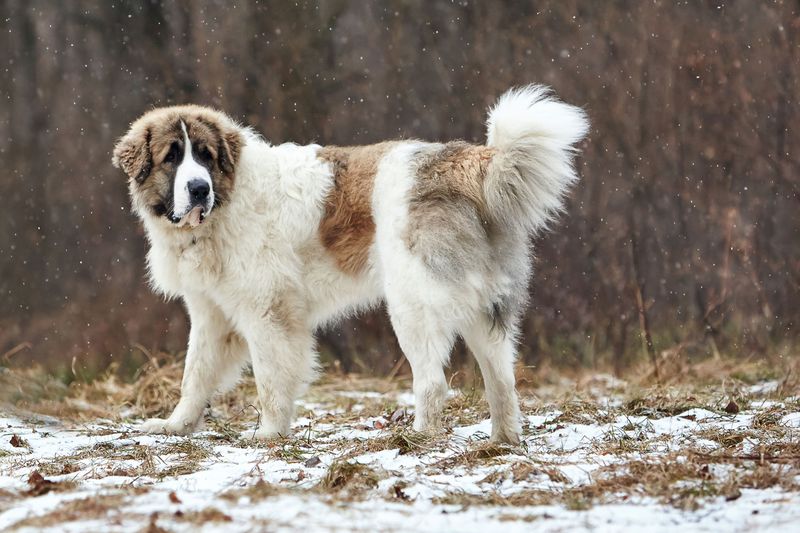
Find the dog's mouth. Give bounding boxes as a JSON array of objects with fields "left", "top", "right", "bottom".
[{"left": 170, "top": 206, "right": 206, "bottom": 228}]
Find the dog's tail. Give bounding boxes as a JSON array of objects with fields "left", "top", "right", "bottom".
[{"left": 484, "top": 85, "right": 589, "bottom": 233}]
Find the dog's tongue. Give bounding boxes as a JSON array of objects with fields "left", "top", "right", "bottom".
[{"left": 185, "top": 206, "right": 204, "bottom": 228}]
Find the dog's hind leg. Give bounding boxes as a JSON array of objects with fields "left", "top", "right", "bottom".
[
  {"left": 386, "top": 294, "right": 457, "bottom": 432},
  {"left": 140, "top": 293, "right": 248, "bottom": 435},
  {"left": 461, "top": 312, "right": 522, "bottom": 444}
]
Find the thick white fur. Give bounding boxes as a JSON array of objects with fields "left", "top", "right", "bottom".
[
  {"left": 485, "top": 85, "right": 590, "bottom": 233},
  {"left": 138, "top": 86, "right": 588, "bottom": 443}
]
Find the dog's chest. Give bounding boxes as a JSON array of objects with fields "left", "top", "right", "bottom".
[
  {"left": 149, "top": 235, "right": 223, "bottom": 296},
  {"left": 176, "top": 236, "right": 222, "bottom": 284}
]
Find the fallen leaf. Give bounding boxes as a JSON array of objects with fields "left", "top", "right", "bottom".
[
  {"left": 725, "top": 488, "right": 742, "bottom": 501},
  {"left": 10, "top": 434, "right": 28, "bottom": 448},
  {"left": 25, "top": 471, "right": 55, "bottom": 496},
  {"left": 391, "top": 482, "right": 410, "bottom": 501},
  {"left": 724, "top": 400, "right": 740, "bottom": 414},
  {"left": 304, "top": 456, "right": 321, "bottom": 468},
  {"left": 169, "top": 491, "right": 182, "bottom": 504}
]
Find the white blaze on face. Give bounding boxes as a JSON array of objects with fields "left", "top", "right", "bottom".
[{"left": 173, "top": 120, "right": 214, "bottom": 220}]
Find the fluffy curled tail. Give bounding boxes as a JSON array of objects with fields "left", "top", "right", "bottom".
[{"left": 485, "top": 85, "right": 589, "bottom": 233}]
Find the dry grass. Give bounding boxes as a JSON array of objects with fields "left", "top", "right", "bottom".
[
  {"left": 8, "top": 494, "right": 128, "bottom": 529},
  {"left": 1, "top": 355, "right": 799, "bottom": 528},
  {"left": 320, "top": 460, "right": 380, "bottom": 494},
  {"left": 551, "top": 399, "right": 614, "bottom": 425},
  {"left": 751, "top": 407, "right": 786, "bottom": 430},
  {"left": 481, "top": 461, "right": 570, "bottom": 485},
  {"left": 593, "top": 425, "right": 655, "bottom": 455},
  {"left": 6, "top": 437, "right": 215, "bottom": 482},
  {"left": 156, "top": 439, "right": 215, "bottom": 477},
  {"left": 221, "top": 479, "right": 281, "bottom": 502},
  {"left": 174, "top": 507, "right": 233, "bottom": 524},
  {"left": 342, "top": 427, "right": 440, "bottom": 459},
  {"left": 432, "top": 441, "right": 520, "bottom": 470},
  {"left": 0, "top": 366, "right": 69, "bottom": 406},
  {"left": 261, "top": 437, "right": 315, "bottom": 463},
  {"left": 623, "top": 389, "right": 714, "bottom": 418},
  {"left": 437, "top": 451, "right": 800, "bottom": 512},
  {"left": 129, "top": 359, "right": 183, "bottom": 418},
  {"left": 695, "top": 428, "right": 756, "bottom": 450},
  {"left": 443, "top": 388, "right": 489, "bottom": 426}
]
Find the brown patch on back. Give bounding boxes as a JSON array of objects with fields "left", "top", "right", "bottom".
[
  {"left": 403, "top": 142, "right": 498, "bottom": 279},
  {"left": 411, "top": 142, "right": 496, "bottom": 215},
  {"left": 317, "top": 142, "right": 397, "bottom": 275}
]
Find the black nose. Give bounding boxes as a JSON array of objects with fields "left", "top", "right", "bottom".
[{"left": 187, "top": 179, "right": 210, "bottom": 202}]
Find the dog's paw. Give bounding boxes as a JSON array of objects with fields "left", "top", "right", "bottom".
[
  {"left": 411, "top": 414, "right": 445, "bottom": 433},
  {"left": 252, "top": 422, "right": 290, "bottom": 441},
  {"left": 489, "top": 421, "right": 522, "bottom": 446},
  {"left": 138, "top": 417, "right": 196, "bottom": 436},
  {"left": 409, "top": 424, "right": 447, "bottom": 442}
]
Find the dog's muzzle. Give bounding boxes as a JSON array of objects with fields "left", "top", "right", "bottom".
[{"left": 171, "top": 178, "right": 212, "bottom": 227}]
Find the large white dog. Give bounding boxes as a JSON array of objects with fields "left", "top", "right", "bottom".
[{"left": 113, "top": 86, "right": 588, "bottom": 444}]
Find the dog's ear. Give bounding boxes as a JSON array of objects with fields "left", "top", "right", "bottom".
[
  {"left": 217, "top": 128, "right": 242, "bottom": 179},
  {"left": 112, "top": 124, "right": 152, "bottom": 183}
]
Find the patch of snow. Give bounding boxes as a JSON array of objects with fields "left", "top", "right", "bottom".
[
  {"left": 781, "top": 412, "right": 800, "bottom": 428},
  {"left": 747, "top": 381, "right": 780, "bottom": 396}
]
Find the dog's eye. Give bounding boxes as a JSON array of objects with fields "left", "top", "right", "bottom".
[
  {"left": 164, "top": 142, "right": 180, "bottom": 163},
  {"left": 197, "top": 146, "right": 212, "bottom": 163}
]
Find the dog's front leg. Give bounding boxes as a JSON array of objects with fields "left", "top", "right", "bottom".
[
  {"left": 140, "top": 293, "right": 247, "bottom": 435},
  {"left": 239, "top": 300, "right": 316, "bottom": 440}
]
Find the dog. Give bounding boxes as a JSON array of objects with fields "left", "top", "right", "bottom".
[{"left": 112, "top": 86, "right": 588, "bottom": 444}]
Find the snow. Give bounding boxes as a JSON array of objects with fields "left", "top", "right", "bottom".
[
  {"left": 1, "top": 382, "right": 799, "bottom": 532},
  {"left": 781, "top": 413, "right": 800, "bottom": 428}
]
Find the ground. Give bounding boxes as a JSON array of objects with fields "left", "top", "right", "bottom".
[{"left": 1, "top": 360, "right": 799, "bottom": 532}]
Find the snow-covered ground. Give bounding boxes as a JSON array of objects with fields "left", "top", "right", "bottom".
[{"left": 1, "top": 375, "right": 799, "bottom": 532}]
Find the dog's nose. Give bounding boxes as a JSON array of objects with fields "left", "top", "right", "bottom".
[{"left": 187, "top": 179, "right": 210, "bottom": 202}]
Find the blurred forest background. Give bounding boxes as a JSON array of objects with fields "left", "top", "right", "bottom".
[{"left": 0, "top": 0, "right": 798, "bottom": 381}]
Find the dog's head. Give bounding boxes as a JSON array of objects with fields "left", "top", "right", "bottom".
[{"left": 113, "top": 105, "right": 242, "bottom": 228}]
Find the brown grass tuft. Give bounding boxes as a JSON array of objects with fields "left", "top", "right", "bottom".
[
  {"left": 320, "top": 460, "right": 380, "bottom": 494},
  {"left": 175, "top": 507, "right": 233, "bottom": 524},
  {"left": 222, "top": 479, "right": 281, "bottom": 502},
  {"left": 552, "top": 398, "right": 613, "bottom": 424},
  {"left": 433, "top": 441, "right": 519, "bottom": 470},
  {"left": 10, "top": 494, "right": 126, "bottom": 528},
  {"left": 131, "top": 358, "right": 183, "bottom": 418}
]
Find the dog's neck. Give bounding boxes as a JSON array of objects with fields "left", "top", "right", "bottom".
[{"left": 143, "top": 213, "right": 217, "bottom": 251}]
